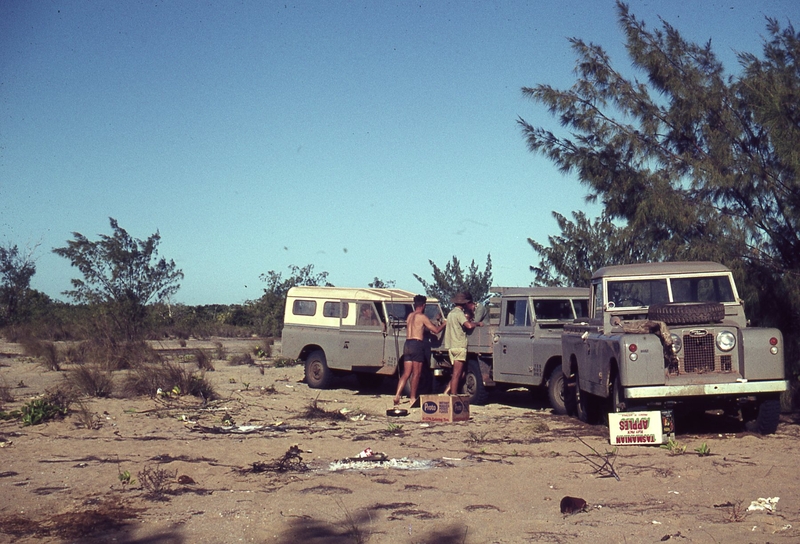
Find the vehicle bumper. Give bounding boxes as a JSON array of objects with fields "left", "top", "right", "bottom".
[{"left": 625, "top": 379, "right": 788, "bottom": 399}]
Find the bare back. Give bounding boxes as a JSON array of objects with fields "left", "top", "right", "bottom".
[{"left": 406, "top": 311, "right": 435, "bottom": 341}]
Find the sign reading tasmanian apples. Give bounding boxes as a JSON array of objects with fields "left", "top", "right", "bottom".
[{"left": 608, "top": 411, "right": 668, "bottom": 445}]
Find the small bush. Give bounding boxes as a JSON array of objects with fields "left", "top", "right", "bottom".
[
  {"left": 65, "top": 364, "right": 114, "bottom": 398},
  {"left": 273, "top": 356, "right": 300, "bottom": 368},
  {"left": 227, "top": 353, "right": 254, "bottom": 366},
  {"left": 73, "top": 400, "right": 101, "bottom": 429},
  {"left": 253, "top": 344, "right": 271, "bottom": 358},
  {"left": 121, "top": 361, "right": 217, "bottom": 400},
  {"left": 138, "top": 464, "right": 177, "bottom": 499},
  {"left": 0, "top": 379, "right": 13, "bottom": 404},
  {"left": 193, "top": 349, "right": 215, "bottom": 371},
  {"left": 20, "top": 390, "right": 73, "bottom": 426},
  {"left": 214, "top": 342, "right": 226, "bottom": 360},
  {"left": 18, "top": 336, "right": 61, "bottom": 371},
  {"left": 80, "top": 338, "right": 161, "bottom": 371}
]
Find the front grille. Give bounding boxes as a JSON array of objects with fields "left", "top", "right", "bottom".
[{"left": 683, "top": 333, "right": 715, "bottom": 373}]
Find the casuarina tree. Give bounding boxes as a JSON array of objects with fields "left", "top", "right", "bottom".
[
  {"left": 414, "top": 255, "right": 493, "bottom": 311},
  {"left": 519, "top": 1, "right": 800, "bottom": 373}
]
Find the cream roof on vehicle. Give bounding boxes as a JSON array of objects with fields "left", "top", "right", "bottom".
[
  {"left": 286, "top": 286, "right": 438, "bottom": 302},
  {"left": 495, "top": 287, "right": 589, "bottom": 298},
  {"left": 592, "top": 261, "right": 731, "bottom": 280}
]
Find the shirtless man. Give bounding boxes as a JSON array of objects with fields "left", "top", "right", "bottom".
[{"left": 394, "top": 295, "right": 446, "bottom": 406}]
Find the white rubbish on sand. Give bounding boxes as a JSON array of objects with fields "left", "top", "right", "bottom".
[
  {"left": 747, "top": 497, "right": 779, "bottom": 512},
  {"left": 328, "top": 457, "right": 434, "bottom": 471}
]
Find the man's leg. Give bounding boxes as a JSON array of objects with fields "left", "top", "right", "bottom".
[
  {"left": 449, "top": 360, "right": 464, "bottom": 396},
  {"left": 394, "top": 361, "right": 413, "bottom": 405},
  {"left": 409, "top": 361, "right": 423, "bottom": 404}
]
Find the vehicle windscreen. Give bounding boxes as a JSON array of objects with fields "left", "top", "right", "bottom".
[
  {"left": 607, "top": 279, "right": 669, "bottom": 307},
  {"left": 670, "top": 275, "right": 736, "bottom": 303},
  {"left": 608, "top": 275, "right": 737, "bottom": 307},
  {"left": 385, "top": 303, "right": 414, "bottom": 322},
  {"left": 424, "top": 303, "right": 444, "bottom": 322}
]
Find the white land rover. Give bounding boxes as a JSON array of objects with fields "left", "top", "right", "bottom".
[{"left": 281, "top": 286, "right": 444, "bottom": 389}]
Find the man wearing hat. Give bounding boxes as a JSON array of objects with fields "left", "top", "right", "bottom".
[{"left": 444, "top": 291, "right": 483, "bottom": 395}]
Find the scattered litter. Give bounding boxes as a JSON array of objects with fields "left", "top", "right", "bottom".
[
  {"left": 775, "top": 524, "right": 792, "bottom": 533},
  {"left": 560, "top": 496, "right": 588, "bottom": 515},
  {"left": 329, "top": 456, "right": 434, "bottom": 471},
  {"left": 652, "top": 520, "right": 662, "bottom": 525},
  {"left": 349, "top": 414, "right": 367, "bottom": 421},
  {"left": 192, "top": 424, "right": 286, "bottom": 434},
  {"left": 747, "top": 497, "right": 779, "bottom": 512},
  {"left": 668, "top": 490, "right": 680, "bottom": 494},
  {"left": 442, "top": 457, "right": 462, "bottom": 461}
]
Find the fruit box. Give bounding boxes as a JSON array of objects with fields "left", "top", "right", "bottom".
[{"left": 420, "top": 395, "right": 470, "bottom": 423}]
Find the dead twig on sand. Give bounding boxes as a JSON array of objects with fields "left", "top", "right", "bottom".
[
  {"left": 245, "top": 445, "right": 309, "bottom": 474},
  {"left": 571, "top": 437, "right": 620, "bottom": 481}
]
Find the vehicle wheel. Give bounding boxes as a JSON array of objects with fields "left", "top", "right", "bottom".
[
  {"left": 610, "top": 374, "right": 626, "bottom": 413},
  {"left": 356, "top": 372, "right": 384, "bottom": 391},
  {"left": 305, "top": 350, "right": 332, "bottom": 389},
  {"left": 547, "top": 364, "right": 568, "bottom": 415},
  {"left": 647, "top": 302, "right": 724, "bottom": 325},
  {"left": 575, "top": 372, "right": 600, "bottom": 424},
  {"left": 462, "top": 359, "right": 489, "bottom": 405},
  {"left": 745, "top": 399, "right": 781, "bottom": 435}
]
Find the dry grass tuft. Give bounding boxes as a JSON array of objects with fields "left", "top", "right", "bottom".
[
  {"left": 64, "top": 364, "right": 114, "bottom": 397},
  {"left": 121, "top": 361, "right": 217, "bottom": 400},
  {"left": 301, "top": 399, "right": 347, "bottom": 421}
]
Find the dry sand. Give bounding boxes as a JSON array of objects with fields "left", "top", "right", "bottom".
[{"left": 1, "top": 337, "right": 798, "bottom": 543}]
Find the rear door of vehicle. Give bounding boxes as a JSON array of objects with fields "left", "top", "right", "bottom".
[{"left": 338, "top": 300, "right": 387, "bottom": 370}]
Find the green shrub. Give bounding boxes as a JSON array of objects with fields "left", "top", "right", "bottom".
[{"left": 20, "top": 390, "right": 72, "bottom": 426}]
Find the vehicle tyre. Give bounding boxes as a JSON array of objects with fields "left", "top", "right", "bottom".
[
  {"left": 647, "top": 302, "right": 724, "bottom": 325},
  {"left": 547, "top": 364, "right": 568, "bottom": 415},
  {"left": 462, "top": 359, "right": 489, "bottom": 405},
  {"left": 751, "top": 399, "right": 781, "bottom": 435},
  {"left": 575, "top": 374, "right": 600, "bottom": 424},
  {"left": 305, "top": 350, "right": 333, "bottom": 389},
  {"left": 610, "top": 374, "right": 626, "bottom": 413}
]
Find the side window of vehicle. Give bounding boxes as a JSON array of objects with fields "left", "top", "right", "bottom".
[
  {"left": 505, "top": 300, "right": 530, "bottom": 326},
  {"left": 534, "top": 300, "right": 574, "bottom": 320},
  {"left": 573, "top": 299, "right": 589, "bottom": 318},
  {"left": 356, "top": 302, "right": 381, "bottom": 327},
  {"left": 593, "top": 282, "right": 604, "bottom": 318},
  {"left": 323, "top": 301, "right": 349, "bottom": 318},
  {"left": 292, "top": 299, "right": 317, "bottom": 316}
]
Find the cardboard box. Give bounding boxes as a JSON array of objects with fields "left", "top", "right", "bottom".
[
  {"left": 420, "top": 395, "right": 470, "bottom": 422},
  {"left": 608, "top": 410, "right": 675, "bottom": 445}
]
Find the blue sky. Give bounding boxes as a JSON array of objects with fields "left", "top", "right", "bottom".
[{"left": 2, "top": 0, "right": 797, "bottom": 305}]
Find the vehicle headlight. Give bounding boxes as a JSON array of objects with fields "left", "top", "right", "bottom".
[
  {"left": 716, "top": 330, "right": 736, "bottom": 352},
  {"left": 669, "top": 333, "right": 682, "bottom": 353}
]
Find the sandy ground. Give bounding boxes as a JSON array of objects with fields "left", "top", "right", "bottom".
[{"left": 1, "top": 337, "right": 799, "bottom": 544}]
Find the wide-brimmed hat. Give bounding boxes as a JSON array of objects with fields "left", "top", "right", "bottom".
[{"left": 450, "top": 291, "right": 473, "bottom": 305}]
